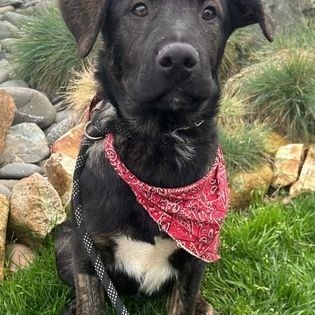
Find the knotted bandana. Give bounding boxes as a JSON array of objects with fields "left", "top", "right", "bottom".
[{"left": 104, "top": 133, "right": 229, "bottom": 262}]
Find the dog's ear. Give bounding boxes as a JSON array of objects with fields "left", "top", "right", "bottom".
[
  {"left": 59, "top": 0, "right": 108, "bottom": 57},
  {"left": 230, "top": 0, "right": 274, "bottom": 42}
]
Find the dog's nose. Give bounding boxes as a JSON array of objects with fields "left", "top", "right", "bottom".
[{"left": 156, "top": 43, "right": 199, "bottom": 78}]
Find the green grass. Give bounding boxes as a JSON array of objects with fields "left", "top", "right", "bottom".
[
  {"left": 1, "top": 195, "right": 314, "bottom": 314},
  {"left": 10, "top": 3, "right": 95, "bottom": 95},
  {"left": 0, "top": 239, "right": 71, "bottom": 315},
  {"left": 204, "top": 194, "right": 315, "bottom": 315}
]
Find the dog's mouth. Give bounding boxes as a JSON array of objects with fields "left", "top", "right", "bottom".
[{"left": 143, "top": 89, "right": 207, "bottom": 113}]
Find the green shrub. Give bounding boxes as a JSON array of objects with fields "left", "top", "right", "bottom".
[
  {"left": 244, "top": 50, "right": 315, "bottom": 142},
  {"left": 11, "top": 4, "right": 95, "bottom": 95},
  {"left": 219, "top": 123, "right": 270, "bottom": 176},
  {"left": 220, "top": 29, "right": 260, "bottom": 81},
  {"left": 222, "top": 21, "right": 315, "bottom": 143},
  {"left": 217, "top": 92, "right": 271, "bottom": 176}
]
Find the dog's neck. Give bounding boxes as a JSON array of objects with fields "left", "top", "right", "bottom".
[{"left": 95, "top": 100, "right": 219, "bottom": 188}]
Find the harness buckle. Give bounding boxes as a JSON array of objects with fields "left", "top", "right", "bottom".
[{"left": 84, "top": 121, "right": 104, "bottom": 141}]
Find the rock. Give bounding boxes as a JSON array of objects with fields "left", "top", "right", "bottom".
[
  {"left": 262, "top": 0, "right": 315, "bottom": 31},
  {"left": 9, "top": 173, "right": 66, "bottom": 247},
  {"left": 52, "top": 124, "right": 84, "bottom": 159},
  {"left": 45, "top": 153, "right": 75, "bottom": 205},
  {"left": 0, "top": 90, "right": 15, "bottom": 153},
  {"left": 0, "top": 163, "right": 44, "bottom": 179},
  {"left": 0, "top": 123, "right": 50, "bottom": 165},
  {"left": 272, "top": 144, "right": 305, "bottom": 188},
  {"left": 0, "top": 185, "right": 11, "bottom": 198},
  {"left": 290, "top": 145, "right": 315, "bottom": 198},
  {"left": 0, "top": 194, "right": 9, "bottom": 280},
  {"left": 0, "top": 5, "right": 14, "bottom": 14},
  {"left": 0, "top": 79, "right": 29, "bottom": 88},
  {"left": 0, "top": 179, "right": 19, "bottom": 190},
  {"left": 0, "top": 20, "right": 19, "bottom": 39},
  {"left": 0, "top": 51, "right": 7, "bottom": 61},
  {"left": 0, "top": 59, "right": 14, "bottom": 83},
  {"left": 46, "top": 117, "right": 76, "bottom": 145},
  {"left": 15, "top": 6, "right": 36, "bottom": 15},
  {"left": 265, "top": 132, "right": 290, "bottom": 155},
  {"left": 20, "top": 0, "right": 40, "bottom": 9},
  {"left": 2, "top": 11, "right": 27, "bottom": 27},
  {"left": 0, "top": 0, "right": 23, "bottom": 7},
  {"left": 2, "top": 87, "right": 56, "bottom": 129},
  {"left": 56, "top": 109, "right": 75, "bottom": 123},
  {"left": 7, "top": 243, "right": 35, "bottom": 272},
  {"left": 0, "top": 38, "right": 16, "bottom": 52},
  {"left": 230, "top": 165, "right": 274, "bottom": 209}
]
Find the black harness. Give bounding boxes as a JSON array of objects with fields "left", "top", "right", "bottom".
[{"left": 72, "top": 99, "right": 130, "bottom": 315}]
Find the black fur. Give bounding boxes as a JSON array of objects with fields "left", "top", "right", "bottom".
[{"left": 56, "top": 1, "right": 273, "bottom": 314}]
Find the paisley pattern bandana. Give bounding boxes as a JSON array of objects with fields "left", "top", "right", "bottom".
[{"left": 104, "top": 133, "right": 229, "bottom": 263}]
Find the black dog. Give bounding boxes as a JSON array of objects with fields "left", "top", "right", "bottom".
[{"left": 56, "top": 1, "right": 273, "bottom": 314}]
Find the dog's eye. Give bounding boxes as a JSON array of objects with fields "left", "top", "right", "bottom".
[
  {"left": 202, "top": 6, "right": 217, "bottom": 21},
  {"left": 132, "top": 3, "right": 149, "bottom": 17}
]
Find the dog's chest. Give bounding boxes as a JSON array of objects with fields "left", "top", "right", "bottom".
[{"left": 112, "top": 236, "right": 179, "bottom": 295}]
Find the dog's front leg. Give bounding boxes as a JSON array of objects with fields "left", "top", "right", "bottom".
[
  {"left": 72, "top": 237, "right": 106, "bottom": 315},
  {"left": 74, "top": 271, "right": 106, "bottom": 315},
  {"left": 167, "top": 257, "right": 207, "bottom": 315}
]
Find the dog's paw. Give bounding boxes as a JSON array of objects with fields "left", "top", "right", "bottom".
[{"left": 195, "top": 295, "right": 218, "bottom": 315}]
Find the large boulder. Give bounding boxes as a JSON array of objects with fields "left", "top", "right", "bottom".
[
  {"left": 230, "top": 165, "right": 274, "bottom": 209},
  {"left": 0, "top": 90, "right": 15, "bottom": 153},
  {"left": 45, "top": 153, "right": 75, "bottom": 206},
  {"left": 0, "top": 194, "right": 9, "bottom": 280},
  {"left": 51, "top": 124, "right": 84, "bottom": 159},
  {"left": 1, "top": 87, "right": 56, "bottom": 129},
  {"left": 0, "top": 163, "right": 44, "bottom": 179},
  {"left": 0, "top": 123, "right": 50, "bottom": 166},
  {"left": 9, "top": 173, "right": 66, "bottom": 247},
  {"left": 290, "top": 145, "right": 315, "bottom": 198},
  {"left": 272, "top": 144, "right": 305, "bottom": 188},
  {"left": 0, "top": 60, "right": 13, "bottom": 84},
  {"left": 7, "top": 243, "right": 35, "bottom": 273},
  {"left": 0, "top": 20, "right": 19, "bottom": 40}
]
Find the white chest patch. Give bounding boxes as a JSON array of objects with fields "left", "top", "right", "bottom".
[{"left": 113, "top": 236, "right": 179, "bottom": 295}]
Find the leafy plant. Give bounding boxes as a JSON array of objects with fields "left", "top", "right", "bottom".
[
  {"left": 219, "top": 123, "right": 270, "bottom": 176},
  {"left": 244, "top": 50, "right": 315, "bottom": 142},
  {"left": 11, "top": 3, "right": 96, "bottom": 95}
]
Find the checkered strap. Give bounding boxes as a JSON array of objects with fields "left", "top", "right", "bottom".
[{"left": 72, "top": 115, "right": 130, "bottom": 315}]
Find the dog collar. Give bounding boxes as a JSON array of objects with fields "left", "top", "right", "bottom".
[{"left": 104, "top": 133, "right": 229, "bottom": 263}]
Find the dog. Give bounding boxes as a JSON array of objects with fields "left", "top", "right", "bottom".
[{"left": 56, "top": 1, "right": 273, "bottom": 314}]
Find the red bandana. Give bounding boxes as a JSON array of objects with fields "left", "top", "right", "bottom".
[{"left": 104, "top": 133, "right": 229, "bottom": 262}]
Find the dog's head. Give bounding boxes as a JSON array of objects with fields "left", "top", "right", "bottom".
[{"left": 60, "top": 0, "right": 273, "bottom": 130}]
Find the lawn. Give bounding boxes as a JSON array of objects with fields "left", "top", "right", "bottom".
[{"left": 1, "top": 194, "right": 314, "bottom": 315}]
